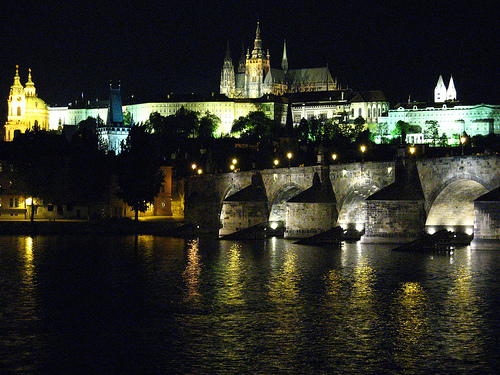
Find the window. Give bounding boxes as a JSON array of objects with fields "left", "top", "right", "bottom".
[
  {"left": 358, "top": 108, "right": 362, "bottom": 117},
  {"left": 15, "top": 198, "right": 18, "bottom": 207},
  {"left": 47, "top": 205, "right": 54, "bottom": 212},
  {"left": 9, "top": 198, "right": 13, "bottom": 208},
  {"left": 17, "top": 107, "right": 21, "bottom": 116}
]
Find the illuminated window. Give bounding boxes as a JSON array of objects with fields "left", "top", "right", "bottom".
[{"left": 17, "top": 107, "right": 21, "bottom": 116}]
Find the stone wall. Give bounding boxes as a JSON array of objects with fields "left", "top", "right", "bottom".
[
  {"left": 284, "top": 202, "right": 336, "bottom": 238},
  {"left": 362, "top": 200, "right": 426, "bottom": 243},
  {"left": 219, "top": 201, "right": 269, "bottom": 236}
]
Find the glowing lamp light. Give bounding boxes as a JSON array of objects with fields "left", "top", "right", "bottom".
[
  {"left": 360, "top": 145, "right": 366, "bottom": 153},
  {"left": 26, "top": 197, "right": 33, "bottom": 206},
  {"left": 232, "top": 158, "right": 237, "bottom": 165},
  {"left": 191, "top": 163, "right": 197, "bottom": 170},
  {"left": 197, "top": 169, "right": 202, "bottom": 174},
  {"left": 332, "top": 153, "right": 337, "bottom": 161},
  {"left": 274, "top": 159, "right": 279, "bottom": 167},
  {"left": 466, "top": 228, "right": 473, "bottom": 236},
  {"left": 230, "top": 164, "right": 235, "bottom": 171},
  {"left": 270, "top": 222, "right": 279, "bottom": 230},
  {"left": 409, "top": 146, "right": 416, "bottom": 155}
]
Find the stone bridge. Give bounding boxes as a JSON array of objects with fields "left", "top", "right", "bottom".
[{"left": 185, "top": 154, "right": 500, "bottom": 243}]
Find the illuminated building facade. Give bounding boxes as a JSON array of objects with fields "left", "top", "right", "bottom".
[
  {"left": 378, "top": 76, "right": 500, "bottom": 144},
  {"left": 3, "top": 66, "right": 49, "bottom": 141}
]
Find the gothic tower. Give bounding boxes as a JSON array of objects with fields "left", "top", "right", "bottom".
[
  {"left": 446, "top": 75, "right": 457, "bottom": 101},
  {"left": 434, "top": 75, "right": 447, "bottom": 103},
  {"left": 220, "top": 41, "right": 236, "bottom": 98},
  {"left": 244, "top": 22, "right": 270, "bottom": 98}
]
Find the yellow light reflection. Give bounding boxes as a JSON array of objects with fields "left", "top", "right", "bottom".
[
  {"left": 393, "top": 282, "right": 430, "bottom": 369},
  {"left": 183, "top": 239, "right": 202, "bottom": 302}
]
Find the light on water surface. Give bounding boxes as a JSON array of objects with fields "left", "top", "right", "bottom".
[{"left": 1, "top": 235, "right": 500, "bottom": 373}]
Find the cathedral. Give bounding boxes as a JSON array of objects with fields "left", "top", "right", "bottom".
[
  {"left": 3, "top": 66, "right": 49, "bottom": 141},
  {"left": 220, "top": 22, "right": 338, "bottom": 98}
]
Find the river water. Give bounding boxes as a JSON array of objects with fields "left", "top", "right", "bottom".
[{"left": 1, "top": 235, "right": 500, "bottom": 374}]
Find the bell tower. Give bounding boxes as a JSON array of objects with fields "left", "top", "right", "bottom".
[{"left": 244, "top": 22, "right": 270, "bottom": 98}]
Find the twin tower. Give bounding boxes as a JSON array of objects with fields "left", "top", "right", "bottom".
[{"left": 434, "top": 74, "right": 457, "bottom": 103}]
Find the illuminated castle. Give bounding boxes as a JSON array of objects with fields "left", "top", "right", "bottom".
[
  {"left": 4, "top": 66, "right": 49, "bottom": 141},
  {"left": 221, "top": 22, "right": 338, "bottom": 98}
]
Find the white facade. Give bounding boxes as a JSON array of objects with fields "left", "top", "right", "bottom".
[{"left": 378, "top": 103, "right": 500, "bottom": 143}]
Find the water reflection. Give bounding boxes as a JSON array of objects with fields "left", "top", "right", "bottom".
[
  {"left": 444, "top": 263, "right": 484, "bottom": 367},
  {"left": 393, "top": 282, "right": 431, "bottom": 371},
  {"left": 2, "top": 236, "right": 500, "bottom": 373},
  {"left": 183, "top": 239, "right": 202, "bottom": 302}
]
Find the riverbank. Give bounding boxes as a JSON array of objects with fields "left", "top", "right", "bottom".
[{"left": 0, "top": 216, "right": 203, "bottom": 236}]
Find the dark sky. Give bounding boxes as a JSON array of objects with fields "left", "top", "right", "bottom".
[{"left": 0, "top": 0, "right": 498, "bottom": 114}]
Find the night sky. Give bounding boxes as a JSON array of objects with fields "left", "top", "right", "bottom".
[{"left": 0, "top": 0, "right": 498, "bottom": 117}]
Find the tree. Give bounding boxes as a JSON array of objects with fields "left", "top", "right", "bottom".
[
  {"left": 67, "top": 118, "right": 111, "bottom": 217},
  {"left": 12, "top": 128, "right": 69, "bottom": 221},
  {"left": 116, "top": 124, "right": 164, "bottom": 222},
  {"left": 438, "top": 133, "right": 449, "bottom": 147},
  {"left": 424, "top": 120, "right": 440, "bottom": 146},
  {"left": 231, "top": 111, "right": 279, "bottom": 140},
  {"left": 392, "top": 120, "right": 410, "bottom": 137},
  {"left": 198, "top": 111, "right": 220, "bottom": 138}
]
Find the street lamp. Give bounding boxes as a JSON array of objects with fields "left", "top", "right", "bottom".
[
  {"left": 230, "top": 158, "right": 238, "bottom": 172},
  {"left": 287, "top": 152, "right": 292, "bottom": 168},
  {"left": 332, "top": 153, "right": 337, "bottom": 163},
  {"left": 197, "top": 168, "right": 203, "bottom": 175},
  {"left": 409, "top": 146, "right": 416, "bottom": 156},
  {"left": 274, "top": 159, "right": 279, "bottom": 168},
  {"left": 360, "top": 145, "right": 366, "bottom": 162},
  {"left": 460, "top": 134, "right": 466, "bottom": 155}
]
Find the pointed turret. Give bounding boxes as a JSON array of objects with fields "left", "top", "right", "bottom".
[
  {"left": 220, "top": 41, "right": 236, "bottom": 97},
  {"left": 446, "top": 75, "right": 457, "bottom": 101},
  {"left": 24, "top": 68, "right": 36, "bottom": 97},
  {"left": 434, "top": 74, "right": 447, "bottom": 103},
  {"left": 282, "top": 39, "right": 289, "bottom": 74},
  {"left": 237, "top": 43, "right": 246, "bottom": 73},
  {"left": 10, "top": 65, "right": 24, "bottom": 98},
  {"left": 251, "top": 21, "right": 264, "bottom": 58}
]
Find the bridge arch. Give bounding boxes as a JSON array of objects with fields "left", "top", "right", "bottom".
[
  {"left": 268, "top": 182, "right": 305, "bottom": 223},
  {"left": 337, "top": 179, "right": 383, "bottom": 230},
  {"left": 426, "top": 176, "right": 489, "bottom": 229}
]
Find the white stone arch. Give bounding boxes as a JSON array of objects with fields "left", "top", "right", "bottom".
[
  {"left": 337, "top": 180, "right": 382, "bottom": 231},
  {"left": 268, "top": 182, "right": 305, "bottom": 223},
  {"left": 426, "top": 175, "right": 490, "bottom": 229}
]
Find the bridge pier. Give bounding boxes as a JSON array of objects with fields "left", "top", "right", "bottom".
[
  {"left": 284, "top": 171, "right": 337, "bottom": 238},
  {"left": 362, "top": 154, "right": 426, "bottom": 243},
  {"left": 472, "top": 187, "right": 500, "bottom": 249}
]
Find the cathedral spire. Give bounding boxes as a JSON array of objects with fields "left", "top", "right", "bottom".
[
  {"left": 224, "top": 40, "right": 231, "bottom": 61},
  {"left": 251, "top": 21, "right": 263, "bottom": 58},
  {"left": 282, "top": 39, "right": 288, "bottom": 74}
]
